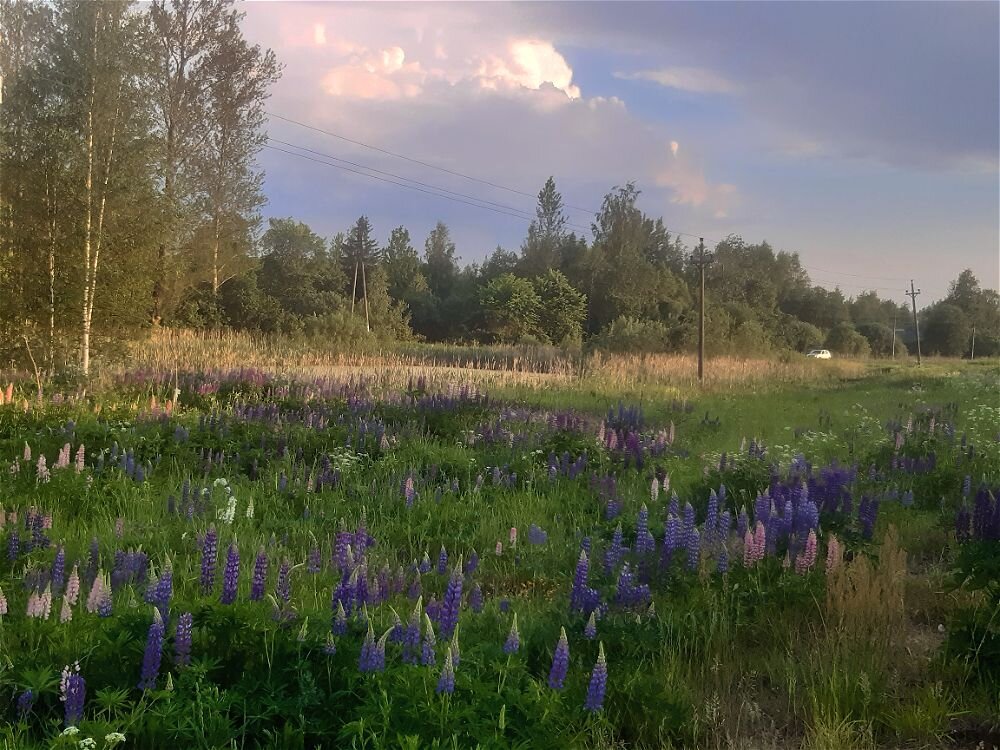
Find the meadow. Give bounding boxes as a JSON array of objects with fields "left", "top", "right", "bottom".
[{"left": 0, "top": 344, "right": 997, "bottom": 749}]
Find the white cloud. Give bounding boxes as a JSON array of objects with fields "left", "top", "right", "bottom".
[
  {"left": 615, "top": 66, "right": 739, "bottom": 95},
  {"left": 670, "top": 140, "right": 679, "bottom": 157}
]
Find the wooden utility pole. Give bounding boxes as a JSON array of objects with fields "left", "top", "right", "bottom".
[
  {"left": 906, "top": 281, "right": 922, "bottom": 365},
  {"left": 360, "top": 261, "right": 370, "bottom": 333},
  {"left": 970, "top": 325, "right": 976, "bottom": 360},
  {"left": 693, "top": 238, "right": 713, "bottom": 382}
]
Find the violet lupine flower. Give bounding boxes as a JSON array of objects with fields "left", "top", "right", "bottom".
[
  {"left": 7, "top": 528, "right": 19, "bottom": 561},
  {"left": 323, "top": 633, "right": 337, "bottom": 655},
  {"left": 604, "top": 523, "right": 626, "bottom": 574},
  {"left": 503, "top": 613, "right": 520, "bottom": 654},
  {"left": 276, "top": 558, "right": 291, "bottom": 604},
  {"left": 584, "top": 611, "right": 597, "bottom": 640},
  {"left": 250, "top": 548, "right": 268, "bottom": 601},
  {"left": 403, "top": 597, "right": 422, "bottom": 664},
  {"left": 332, "top": 600, "right": 348, "bottom": 635},
  {"left": 661, "top": 515, "right": 681, "bottom": 567},
  {"left": 548, "top": 627, "right": 570, "bottom": 690},
  {"left": 686, "top": 527, "right": 701, "bottom": 572},
  {"left": 358, "top": 623, "right": 380, "bottom": 673},
  {"left": 705, "top": 492, "right": 719, "bottom": 544},
  {"left": 584, "top": 642, "right": 608, "bottom": 712},
  {"left": 307, "top": 545, "right": 322, "bottom": 574},
  {"left": 439, "top": 560, "right": 464, "bottom": 639},
  {"left": 464, "top": 549, "right": 479, "bottom": 576},
  {"left": 737, "top": 508, "right": 749, "bottom": 539},
  {"left": 436, "top": 647, "right": 456, "bottom": 694},
  {"left": 51, "top": 545, "right": 66, "bottom": 594},
  {"left": 60, "top": 662, "right": 86, "bottom": 727},
  {"left": 635, "top": 505, "right": 654, "bottom": 556},
  {"left": 16, "top": 689, "right": 34, "bottom": 719},
  {"left": 200, "top": 525, "right": 218, "bottom": 594},
  {"left": 421, "top": 613, "right": 437, "bottom": 666},
  {"left": 469, "top": 583, "right": 484, "bottom": 614},
  {"left": 682, "top": 503, "right": 695, "bottom": 545},
  {"left": 570, "top": 551, "right": 590, "bottom": 613},
  {"left": 408, "top": 572, "right": 422, "bottom": 601},
  {"left": 138, "top": 611, "right": 165, "bottom": 690},
  {"left": 220, "top": 543, "right": 240, "bottom": 605},
  {"left": 717, "top": 546, "right": 729, "bottom": 574},
  {"left": 419, "top": 551, "right": 431, "bottom": 575},
  {"left": 437, "top": 546, "right": 448, "bottom": 575},
  {"left": 175, "top": 612, "right": 193, "bottom": 667}
]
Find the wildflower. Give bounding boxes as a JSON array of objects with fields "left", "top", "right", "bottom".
[
  {"left": 60, "top": 662, "right": 86, "bottom": 727},
  {"left": 686, "top": 527, "right": 701, "bottom": 572},
  {"left": 650, "top": 477, "right": 659, "bottom": 503},
  {"left": 717, "top": 546, "right": 729, "bottom": 575},
  {"left": 36, "top": 455, "right": 50, "bottom": 483},
  {"left": 570, "top": 550, "right": 590, "bottom": 613},
  {"left": 200, "top": 526, "right": 218, "bottom": 594},
  {"left": 421, "top": 613, "right": 437, "bottom": 666},
  {"left": 175, "top": 612, "right": 193, "bottom": 667},
  {"left": 509, "top": 527, "right": 517, "bottom": 547},
  {"left": 469, "top": 583, "right": 484, "bottom": 613},
  {"left": 548, "top": 627, "right": 570, "bottom": 690},
  {"left": 65, "top": 564, "right": 80, "bottom": 606},
  {"left": 275, "top": 558, "right": 291, "bottom": 604},
  {"left": 404, "top": 476, "right": 416, "bottom": 507},
  {"left": 138, "top": 610, "right": 165, "bottom": 690},
  {"left": 635, "top": 504, "right": 654, "bottom": 555},
  {"left": 250, "top": 548, "right": 268, "bottom": 601},
  {"left": 332, "top": 600, "right": 348, "bottom": 635},
  {"left": 584, "top": 643, "right": 608, "bottom": 712},
  {"left": 436, "top": 647, "right": 456, "bottom": 694},
  {"left": 60, "top": 595, "right": 73, "bottom": 623},
  {"left": 52, "top": 545, "right": 66, "bottom": 593},
  {"left": 503, "top": 613, "right": 520, "bottom": 654},
  {"left": 85, "top": 572, "right": 105, "bottom": 614},
  {"left": 450, "top": 629, "right": 461, "bottom": 667},
  {"left": 74, "top": 445, "right": 85, "bottom": 473},
  {"left": 16, "top": 689, "right": 34, "bottom": 718},
  {"left": 825, "top": 534, "right": 842, "bottom": 572},
  {"left": 439, "top": 559, "right": 463, "bottom": 639},
  {"left": 795, "top": 530, "right": 818, "bottom": 575},
  {"left": 403, "top": 597, "right": 422, "bottom": 664},
  {"left": 0, "top": 586, "right": 6, "bottom": 615},
  {"left": 220, "top": 542, "right": 240, "bottom": 605},
  {"left": 584, "top": 610, "right": 597, "bottom": 640},
  {"left": 104, "top": 733, "right": 126, "bottom": 748},
  {"left": 437, "top": 546, "right": 448, "bottom": 575},
  {"left": 495, "top": 541, "right": 503, "bottom": 556}
]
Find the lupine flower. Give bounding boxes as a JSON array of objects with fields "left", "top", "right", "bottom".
[
  {"left": 570, "top": 551, "right": 590, "bottom": 613},
  {"left": 60, "top": 662, "right": 85, "bottom": 726},
  {"left": 635, "top": 505, "right": 654, "bottom": 555},
  {"left": 584, "top": 611, "right": 597, "bottom": 640},
  {"left": 359, "top": 623, "right": 378, "bottom": 672},
  {"left": 404, "top": 476, "right": 416, "bottom": 507},
  {"left": 437, "top": 546, "right": 448, "bottom": 575},
  {"left": 36, "top": 455, "right": 50, "bottom": 483},
  {"left": 276, "top": 558, "right": 291, "bottom": 604},
  {"left": 825, "top": 534, "right": 842, "bottom": 572},
  {"left": 332, "top": 600, "right": 348, "bottom": 635},
  {"left": 323, "top": 633, "right": 337, "bottom": 655},
  {"left": 469, "top": 583, "right": 484, "bottom": 613},
  {"left": 795, "top": 530, "right": 818, "bottom": 575},
  {"left": 503, "top": 612, "right": 521, "bottom": 654},
  {"left": 175, "top": 612, "right": 193, "bottom": 667},
  {"left": 16, "top": 689, "right": 34, "bottom": 719},
  {"left": 403, "top": 597, "right": 422, "bottom": 664},
  {"left": 250, "top": 548, "right": 268, "bottom": 601},
  {"left": 717, "top": 546, "right": 729, "bottom": 574},
  {"left": 75, "top": 444, "right": 85, "bottom": 473},
  {"left": 650, "top": 477, "right": 659, "bottom": 503},
  {"left": 439, "top": 559, "right": 463, "bottom": 639},
  {"left": 421, "top": 613, "right": 437, "bottom": 666},
  {"left": 138, "top": 611, "right": 165, "bottom": 690},
  {"left": 686, "top": 527, "right": 701, "bottom": 572},
  {"left": 0, "top": 585, "right": 6, "bottom": 616},
  {"left": 584, "top": 642, "right": 608, "bottom": 712},
  {"left": 220, "top": 543, "right": 240, "bottom": 604},
  {"left": 200, "top": 526, "right": 218, "bottom": 594},
  {"left": 436, "top": 647, "right": 456, "bottom": 694},
  {"left": 60, "top": 595, "right": 73, "bottom": 623},
  {"left": 495, "top": 541, "right": 503, "bottom": 556},
  {"left": 509, "top": 527, "right": 517, "bottom": 547},
  {"left": 548, "top": 627, "right": 570, "bottom": 689},
  {"left": 51, "top": 545, "right": 66, "bottom": 594},
  {"left": 419, "top": 551, "right": 431, "bottom": 574}
]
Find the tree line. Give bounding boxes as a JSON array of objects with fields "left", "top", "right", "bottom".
[{"left": 2, "top": 1, "right": 997, "bottom": 374}]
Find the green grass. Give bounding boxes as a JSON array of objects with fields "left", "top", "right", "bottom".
[{"left": 0, "top": 360, "right": 996, "bottom": 749}]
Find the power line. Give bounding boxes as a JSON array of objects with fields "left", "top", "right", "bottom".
[
  {"left": 261, "top": 143, "right": 545, "bottom": 223},
  {"left": 265, "top": 110, "right": 930, "bottom": 294}
]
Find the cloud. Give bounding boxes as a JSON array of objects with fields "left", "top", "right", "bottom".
[
  {"left": 670, "top": 140, "right": 679, "bottom": 157},
  {"left": 321, "top": 47, "right": 425, "bottom": 100},
  {"left": 477, "top": 40, "right": 581, "bottom": 99},
  {"left": 615, "top": 66, "right": 739, "bottom": 95}
]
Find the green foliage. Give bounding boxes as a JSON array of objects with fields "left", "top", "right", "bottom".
[
  {"left": 591, "top": 316, "right": 671, "bottom": 353},
  {"left": 532, "top": 269, "right": 587, "bottom": 345},
  {"left": 825, "top": 323, "right": 871, "bottom": 357},
  {"left": 480, "top": 273, "right": 542, "bottom": 343},
  {"left": 922, "top": 303, "right": 971, "bottom": 357}
]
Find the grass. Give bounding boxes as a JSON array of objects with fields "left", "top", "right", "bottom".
[{"left": 0, "top": 347, "right": 996, "bottom": 748}]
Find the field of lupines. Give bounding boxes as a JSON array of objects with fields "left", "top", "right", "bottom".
[{"left": 0, "top": 361, "right": 997, "bottom": 749}]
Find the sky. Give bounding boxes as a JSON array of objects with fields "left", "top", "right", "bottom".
[{"left": 241, "top": 1, "right": 1000, "bottom": 305}]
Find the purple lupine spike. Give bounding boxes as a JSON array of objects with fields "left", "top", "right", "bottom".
[
  {"left": 686, "top": 527, "right": 701, "bottom": 572},
  {"left": 358, "top": 623, "right": 378, "bottom": 672},
  {"left": 668, "top": 492, "right": 679, "bottom": 520},
  {"left": 276, "top": 558, "right": 291, "bottom": 603},
  {"left": 548, "top": 627, "right": 570, "bottom": 689},
  {"left": 682, "top": 502, "right": 695, "bottom": 544},
  {"left": 16, "top": 689, "right": 34, "bottom": 719},
  {"left": 570, "top": 550, "right": 590, "bottom": 613},
  {"left": 503, "top": 613, "right": 520, "bottom": 654},
  {"left": 138, "top": 610, "right": 165, "bottom": 690},
  {"left": 584, "top": 611, "right": 597, "bottom": 640},
  {"left": 220, "top": 543, "right": 240, "bottom": 605},
  {"left": 7, "top": 528, "right": 19, "bottom": 561},
  {"left": 705, "top": 492, "right": 719, "bottom": 543},
  {"left": 60, "top": 663, "right": 86, "bottom": 727},
  {"left": 175, "top": 612, "right": 193, "bottom": 667},
  {"left": 584, "top": 642, "right": 608, "bottom": 712},
  {"left": 635, "top": 505, "right": 652, "bottom": 555},
  {"left": 718, "top": 510, "right": 732, "bottom": 539},
  {"left": 419, "top": 551, "right": 431, "bottom": 575},
  {"left": 661, "top": 515, "right": 680, "bottom": 566},
  {"left": 154, "top": 564, "right": 173, "bottom": 615},
  {"left": 403, "top": 597, "right": 422, "bottom": 664},
  {"left": 51, "top": 545, "right": 66, "bottom": 595},
  {"left": 603, "top": 523, "right": 625, "bottom": 574},
  {"left": 436, "top": 647, "right": 456, "bottom": 694},
  {"left": 307, "top": 545, "right": 322, "bottom": 574},
  {"left": 421, "top": 613, "right": 437, "bottom": 666},
  {"left": 469, "top": 583, "right": 484, "bottom": 613},
  {"left": 439, "top": 559, "right": 464, "bottom": 639},
  {"left": 200, "top": 525, "right": 218, "bottom": 594},
  {"left": 409, "top": 571, "right": 422, "bottom": 601},
  {"left": 464, "top": 549, "right": 479, "bottom": 576},
  {"left": 250, "top": 548, "right": 268, "bottom": 601},
  {"left": 717, "top": 546, "right": 729, "bottom": 574},
  {"left": 437, "top": 546, "right": 448, "bottom": 575}
]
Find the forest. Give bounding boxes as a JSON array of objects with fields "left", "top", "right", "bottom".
[{"left": 2, "top": 0, "right": 998, "bottom": 376}]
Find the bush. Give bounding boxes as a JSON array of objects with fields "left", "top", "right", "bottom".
[
  {"left": 825, "top": 322, "right": 871, "bottom": 357},
  {"left": 591, "top": 316, "right": 672, "bottom": 353}
]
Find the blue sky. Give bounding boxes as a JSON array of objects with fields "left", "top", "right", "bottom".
[{"left": 242, "top": 1, "right": 999, "bottom": 305}]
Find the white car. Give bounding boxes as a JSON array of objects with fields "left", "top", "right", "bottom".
[{"left": 806, "top": 349, "right": 832, "bottom": 359}]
